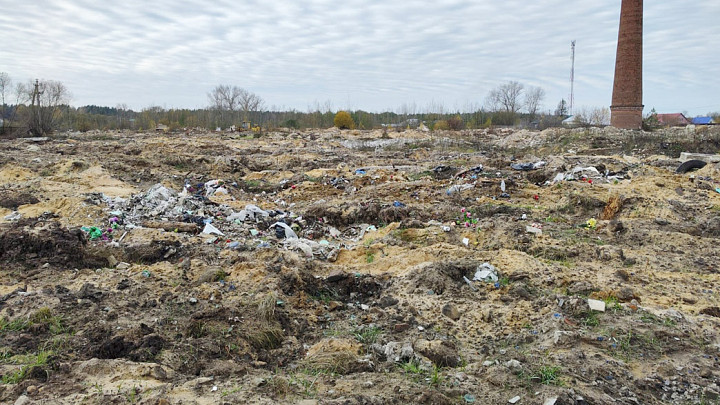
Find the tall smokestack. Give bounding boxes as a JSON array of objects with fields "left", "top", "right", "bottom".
[{"left": 610, "top": 0, "right": 643, "bottom": 129}]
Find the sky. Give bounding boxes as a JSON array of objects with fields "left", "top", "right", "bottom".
[{"left": 1, "top": 0, "right": 718, "bottom": 116}]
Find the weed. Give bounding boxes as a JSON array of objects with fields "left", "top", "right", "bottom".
[
  {"left": 1, "top": 350, "right": 52, "bottom": 384},
  {"left": 581, "top": 311, "right": 600, "bottom": 327},
  {"left": 0, "top": 317, "right": 30, "bottom": 333},
  {"left": 603, "top": 296, "right": 622, "bottom": 312},
  {"left": 399, "top": 359, "right": 422, "bottom": 374},
  {"left": 221, "top": 385, "right": 243, "bottom": 397},
  {"left": 353, "top": 326, "right": 381, "bottom": 346},
  {"left": 536, "top": 365, "right": 563, "bottom": 386},
  {"left": 257, "top": 292, "right": 277, "bottom": 322},
  {"left": 429, "top": 365, "right": 443, "bottom": 386},
  {"left": 498, "top": 277, "right": 510, "bottom": 287},
  {"left": 366, "top": 252, "right": 375, "bottom": 263}
]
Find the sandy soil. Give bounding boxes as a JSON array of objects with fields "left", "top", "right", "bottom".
[{"left": 1, "top": 126, "right": 720, "bottom": 404}]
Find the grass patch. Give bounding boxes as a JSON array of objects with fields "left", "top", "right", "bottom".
[
  {"left": 1, "top": 350, "right": 52, "bottom": 384},
  {"left": 353, "top": 326, "right": 381, "bottom": 346}
]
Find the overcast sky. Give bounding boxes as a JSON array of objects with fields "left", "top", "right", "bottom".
[{"left": 1, "top": 0, "right": 718, "bottom": 115}]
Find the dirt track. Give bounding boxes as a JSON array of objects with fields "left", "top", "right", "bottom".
[{"left": 1, "top": 126, "right": 720, "bottom": 404}]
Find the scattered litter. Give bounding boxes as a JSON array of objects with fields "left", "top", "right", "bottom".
[
  {"left": 4, "top": 211, "right": 22, "bottom": 221},
  {"left": 355, "top": 169, "right": 366, "bottom": 175},
  {"left": 511, "top": 161, "right": 545, "bottom": 171},
  {"left": 508, "top": 395, "right": 521, "bottom": 404},
  {"left": 463, "top": 276, "right": 478, "bottom": 291},
  {"left": 473, "top": 263, "right": 499, "bottom": 282},
  {"left": 544, "top": 398, "right": 558, "bottom": 405},
  {"left": 202, "top": 223, "right": 224, "bottom": 236},
  {"left": 141, "top": 270, "right": 151, "bottom": 278},
  {"left": 525, "top": 223, "right": 543, "bottom": 235},
  {"left": 463, "top": 394, "right": 476, "bottom": 403},
  {"left": 676, "top": 159, "right": 707, "bottom": 174},
  {"left": 273, "top": 222, "right": 298, "bottom": 239},
  {"left": 500, "top": 180, "right": 506, "bottom": 192},
  {"left": 447, "top": 184, "right": 474, "bottom": 195},
  {"left": 462, "top": 238, "right": 469, "bottom": 246},
  {"left": 393, "top": 201, "right": 406, "bottom": 207},
  {"left": 588, "top": 299, "right": 606, "bottom": 312}
]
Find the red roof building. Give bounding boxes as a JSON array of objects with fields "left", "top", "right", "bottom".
[{"left": 656, "top": 113, "right": 691, "bottom": 126}]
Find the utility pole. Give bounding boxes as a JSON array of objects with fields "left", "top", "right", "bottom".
[{"left": 570, "top": 40, "right": 576, "bottom": 116}]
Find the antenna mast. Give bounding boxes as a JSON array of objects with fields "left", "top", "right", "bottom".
[{"left": 570, "top": 40, "right": 576, "bottom": 115}]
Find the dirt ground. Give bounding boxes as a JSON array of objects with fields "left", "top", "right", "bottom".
[{"left": 1, "top": 126, "right": 720, "bottom": 405}]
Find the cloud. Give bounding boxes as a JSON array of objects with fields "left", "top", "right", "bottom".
[{"left": 1, "top": 0, "right": 718, "bottom": 115}]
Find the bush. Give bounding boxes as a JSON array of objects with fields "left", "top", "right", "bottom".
[
  {"left": 433, "top": 120, "right": 449, "bottom": 131},
  {"left": 334, "top": 111, "right": 355, "bottom": 130},
  {"left": 447, "top": 115, "right": 464, "bottom": 130}
]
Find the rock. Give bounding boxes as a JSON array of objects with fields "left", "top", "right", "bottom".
[
  {"left": 383, "top": 341, "right": 414, "bottom": 362},
  {"left": 608, "top": 220, "right": 625, "bottom": 233},
  {"left": 704, "top": 388, "right": 720, "bottom": 400},
  {"left": 616, "top": 287, "right": 636, "bottom": 302},
  {"left": 505, "top": 359, "right": 521, "bottom": 369},
  {"left": 511, "top": 285, "right": 531, "bottom": 300},
  {"left": 616, "top": 269, "right": 630, "bottom": 281},
  {"left": 328, "top": 301, "right": 344, "bottom": 311},
  {"left": 378, "top": 296, "right": 399, "bottom": 308},
  {"left": 26, "top": 385, "right": 37, "bottom": 396},
  {"left": 116, "top": 262, "right": 131, "bottom": 270},
  {"left": 700, "top": 307, "right": 720, "bottom": 318},
  {"left": 107, "top": 255, "right": 118, "bottom": 267},
  {"left": 326, "top": 271, "right": 347, "bottom": 282},
  {"left": 414, "top": 339, "right": 460, "bottom": 367},
  {"left": 442, "top": 303, "right": 461, "bottom": 320},
  {"left": 394, "top": 323, "right": 411, "bottom": 332},
  {"left": 14, "top": 395, "right": 31, "bottom": 405},
  {"left": 482, "top": 309, "right": 492, "bottom": 322},
  {"left": 568, "top": 281, "right": 597, "bottom": 295},
  {"left": 655, "top": 218, "right": 670, "bottom": 226}
]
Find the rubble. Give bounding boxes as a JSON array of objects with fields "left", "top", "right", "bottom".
[{"left": 1, "top": 127, "right": 720, "bottom": 404}]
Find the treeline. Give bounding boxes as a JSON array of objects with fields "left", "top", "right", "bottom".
[{"left": 2, "top": 104, "right": 565, "bottom": 133}]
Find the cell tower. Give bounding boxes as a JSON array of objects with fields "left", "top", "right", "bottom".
[{"left": 570, "top": 40, "right": 576, "bottom": 115}]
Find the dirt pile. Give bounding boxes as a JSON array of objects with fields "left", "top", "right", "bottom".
[{"left": 1, "top": 127, "right": 720, "bottom": 404}]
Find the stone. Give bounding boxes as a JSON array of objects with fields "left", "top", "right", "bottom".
[
  {"left": 394, "top": 323, "right": 411, "bottom": 332},
  {"left": 378, "top": 296, "right": 399, "bottom": 308},
  {"left": 441, "top": 303, "right": 461, "bottom": 320},
  {"left": 326, "top": 271, "right": 347, "bottom": 282},
  {"left": 116, "top": 262, "right": 131, "bottom": 270},
  {"left": 107, "top": 255, "right": 118, "bottom": 267},
  {"left": 414, "top": 339, "right": 460, "bottom": 367}
]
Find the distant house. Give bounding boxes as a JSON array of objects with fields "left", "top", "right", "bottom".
[
  {"left": 656, "top": 113, "right": 691, "bottom": 126},
  {"left": 561, "top": 115, "right": 578, "bottom": 127},
  {"left": 692, "top": 116, "right": 715, "bottom": 125}
]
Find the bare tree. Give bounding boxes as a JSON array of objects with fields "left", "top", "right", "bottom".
[
  {"left": 0, "top": 72, "right": 11, "bottom": 132},
  {"left": 20, "top": 79, "right": 71, "bottom": 136},
  {"left": 573, "top": 107, "right": 610, "bottom": 127},
  {"left": 486, "top": 81, "right": 524, "bottom": 113},
  {"left": 208, "top": 85, "right": 264, "bottom": 126},
  {"left": 524, "top": 86, "right": 545, "bottom": 116},
  {"left": 238, "top": 89, "right": 265, "bottom": 122}
]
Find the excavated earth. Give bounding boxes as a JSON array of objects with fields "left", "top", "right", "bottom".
[{"left": 1, "top": 126, "right": 720, "bottom": 405}]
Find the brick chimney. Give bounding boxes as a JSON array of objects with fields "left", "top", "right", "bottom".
[{"left": 610, "top": 0, "right": 643, "bottom": 129}]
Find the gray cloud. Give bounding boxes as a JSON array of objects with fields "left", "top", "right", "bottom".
[{"left": 1, "top": 1, "right": 718, "bottom": 115}]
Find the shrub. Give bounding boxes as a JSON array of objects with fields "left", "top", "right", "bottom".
[
  {"left": 433, "top": 120, "right": 449, "bottom": 131},
  {"left": 334, "top": 111, "right": 355, "bottom": 130},
  {"left": 447, "top": 115, "right": 464, "bottom": 130}
]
